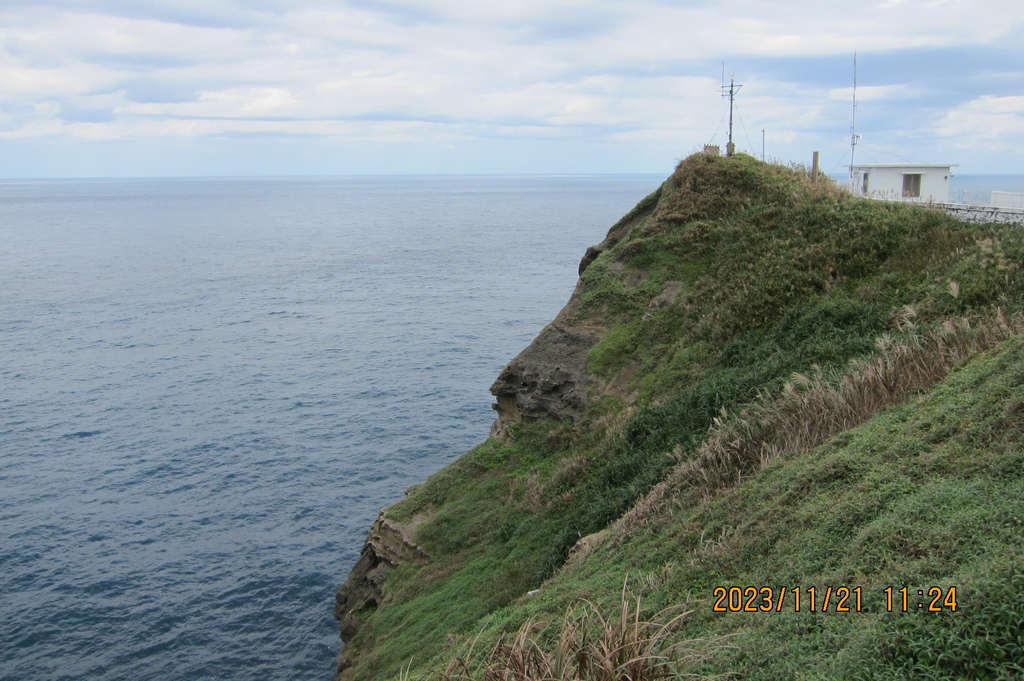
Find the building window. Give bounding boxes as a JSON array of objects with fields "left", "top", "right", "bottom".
[{"left": 903, "top": 173, "right": 922, "bottom": 198}]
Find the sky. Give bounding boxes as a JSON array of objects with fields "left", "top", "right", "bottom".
[{"left": 1, "top": 0, "right": 1022, "bottom": 178}]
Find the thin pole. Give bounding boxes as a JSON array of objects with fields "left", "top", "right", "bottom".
[
  {"left": 722, "top": 75, "right": 742, "bottom": 156},
  {"left": 728, "top": 76, "right": 735, "bottom": 156},
  {"left": 850, "top": 52, "right": 858, "bottom": 177}
]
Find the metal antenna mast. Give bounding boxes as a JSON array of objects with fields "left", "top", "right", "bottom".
[
  {"left": 721, "top": 73, "right": 742, "bottom": 156},
  {"left": 850, "top": 52, "right": 860, "bottom": 177}
]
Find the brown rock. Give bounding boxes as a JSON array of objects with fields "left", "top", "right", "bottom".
[
  {"left": 488, "top": 183, "right": 664, "bottom": 437},
  {"left": 489, "top": 323, "right": 603, "bottom": 438},
  {"left": 333, "top": 511, "right": 430, "bottom": 644}
]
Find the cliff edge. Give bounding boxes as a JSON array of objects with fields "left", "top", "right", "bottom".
[
  {"left": 332, "top": 153, "right": 1024, "bottom": 681},
  {"left": 487, "top": 184, "right": 662, "bottom": 437}
]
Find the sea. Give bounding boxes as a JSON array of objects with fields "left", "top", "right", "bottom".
[
  {"left": 2, "top": 172, "right": 1021, "bottom": 681},
  {"left": 0, "top": 175, "right": 659, "bottom": 681},
  {"left": 949, "top": 174, "right": 1024, "bottom": 205}
]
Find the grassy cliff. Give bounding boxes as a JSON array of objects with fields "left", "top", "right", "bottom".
[{"left": 334, "top": 153, "right": 1024, "bottom": 681}]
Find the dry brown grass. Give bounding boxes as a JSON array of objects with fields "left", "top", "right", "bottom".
[
  {"left": 613, "top": 311, "right": 1024, "bottom": 537},
  {"left": 504, "top": 471, "right": 547, "bottom": 510},
  {"left": 432, "top": 590, "right": 730, "bottom": 681}
]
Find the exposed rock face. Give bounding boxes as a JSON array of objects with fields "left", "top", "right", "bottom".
[
  {"left": 489, "top": 322, "right": 603, "bottom": 438},
  {"left": 332, "top": 511, "right": 429, "bottom": 679},
  {"left": 489, "top": 184, "right": 663, "bottom": 437}
]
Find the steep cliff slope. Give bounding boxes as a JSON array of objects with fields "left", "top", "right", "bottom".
[{"left": 333, "top": 153, "right": 1024, "bottom": 681}]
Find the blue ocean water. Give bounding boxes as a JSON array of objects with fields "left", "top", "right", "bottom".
[
  {"left": 948, "top": 174, "right": 1024, "bottom": 205},
  {"left": 0, "top": 175, "right": 660, "bottom": 681}
]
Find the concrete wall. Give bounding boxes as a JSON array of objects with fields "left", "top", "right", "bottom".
[{"left": 934, "top": 203, "right": 1024, "bottom": 225}]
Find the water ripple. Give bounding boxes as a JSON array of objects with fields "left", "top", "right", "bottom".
[{"left": 0, "top": 175, "right": 659, "bottom": 681}]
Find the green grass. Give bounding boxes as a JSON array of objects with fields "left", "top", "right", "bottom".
[
  {"left": 664, "top": 334, "right": 1024, "bottom": 680},
  {"left": 336, "top": 153, "right": 1024, "bottom": 681},
  {"left": 459, "top": 334, "right": 1024, "bottom": 680}
]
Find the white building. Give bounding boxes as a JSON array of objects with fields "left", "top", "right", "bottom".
[{"left": 846, "top": 163, "right": 958, "bottom": 203}]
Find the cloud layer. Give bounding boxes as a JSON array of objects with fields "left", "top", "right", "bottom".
[{"left": 2, "top": 0, "right": 1022, "bottom": 175}]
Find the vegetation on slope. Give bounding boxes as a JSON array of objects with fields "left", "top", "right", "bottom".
[
  {"left": 336, "top": 153, "right": 1024, "bottom": 681},
  {"left": 442, "top": 331, "right": 1024, "bottom": 681}
]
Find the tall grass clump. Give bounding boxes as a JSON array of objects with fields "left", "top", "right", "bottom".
[
  {"left": 613, "top": 309, "right": 1024, "bottom": 536},
  {"left": 433, "top": 591, "right": 727, "bottom": 681},
  {"left": 687, "top": 310, "right": 1024, "bottom": 492}
]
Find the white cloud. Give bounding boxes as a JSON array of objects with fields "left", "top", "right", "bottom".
[
  {"left": 828, "top": 85, "right": 914, "bottom": 102},
  {"left": 0, "top": 0, "right": 1022, "bottom": 174},
  {"left": 935, "top": 95, "right": 1024, "bottom": 152}
]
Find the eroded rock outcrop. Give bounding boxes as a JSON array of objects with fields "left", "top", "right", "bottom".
[
  {"left": 489, "top": 323, "right": 603, "bottom": 438},
  {"left": 332, "top": 511, "right": 429, "bottom": 677},
  {"left": 488, "top": 184, "right": 664, "bottom": 437}
]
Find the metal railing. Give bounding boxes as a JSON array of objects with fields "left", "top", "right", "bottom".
[{"left": 991, "top": 191, "right": 1024, "bottom": 209}]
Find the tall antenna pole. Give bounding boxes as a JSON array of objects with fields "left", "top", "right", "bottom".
[
  {"left": 721, "top": 73, "right": 742, "bottom": 156},
  {"left": 850, "top": 52, "right": 859, "bottom": 177}
]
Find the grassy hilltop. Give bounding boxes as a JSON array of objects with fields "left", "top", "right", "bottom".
[{"left": 334, "top": 153, "right": 1024, "bottom": 681}]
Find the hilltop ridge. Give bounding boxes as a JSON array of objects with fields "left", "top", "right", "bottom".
[{"left": 333, "top": 153, "right": 1024, "bottom": 681}]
